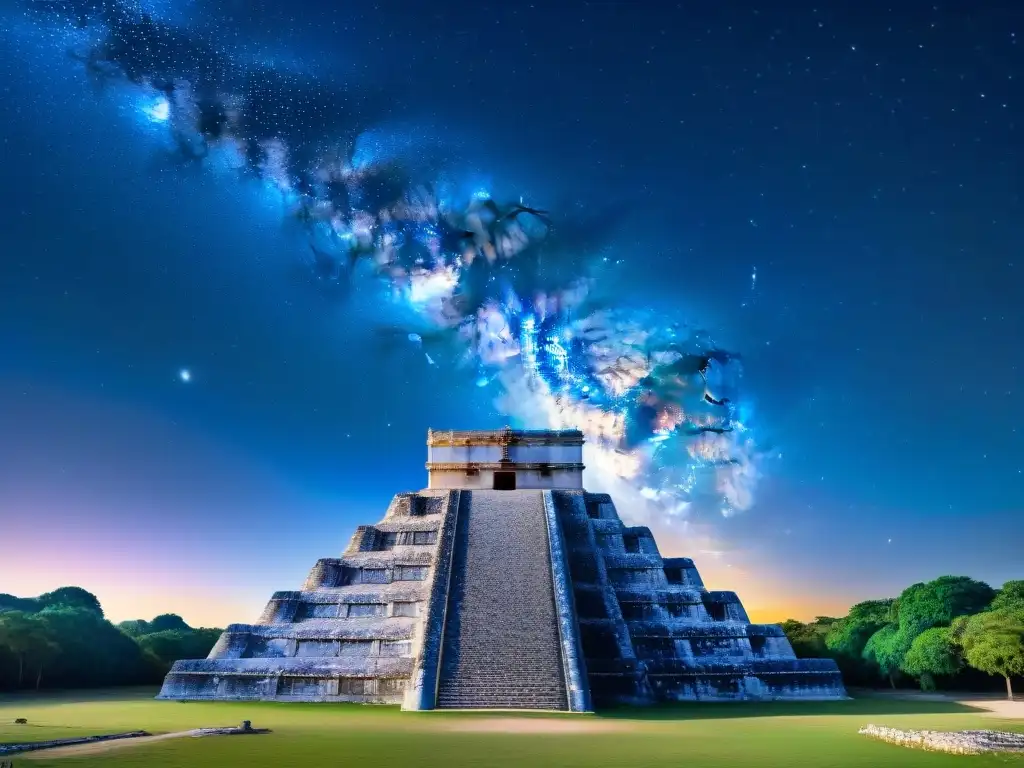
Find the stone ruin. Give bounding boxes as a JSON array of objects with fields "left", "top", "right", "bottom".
[
  {"left": 859, "top": 725, "right": 1024, "bottom": 755},
  {"left": 159, "top": 428, "right": 846, "bottom": 710}
]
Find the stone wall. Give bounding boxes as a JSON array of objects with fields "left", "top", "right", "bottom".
[
  {"left": 158, "top": 490, "right": 459, "bottom": 704},
  {"left": 427, "top": 444, "right": 583, "bottom": 465},
  {"left": 427, "top": 467, "right": 583, "bottom": 491},
  {"left": 426, "top": 428, "right": 585, "bottom": 490},
  {"left": 549, "top": 490, "right": 847, "bottom": 704},
  {"left": 158, "top": 478, "right": 846, "bottom": 708}
]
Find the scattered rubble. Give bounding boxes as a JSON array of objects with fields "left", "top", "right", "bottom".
[{"left": 859, "top": 724, "right": 1024, "bottom": 755}]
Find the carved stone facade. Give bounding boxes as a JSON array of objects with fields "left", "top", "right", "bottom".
[
  {"left": 426, "top": 427, "right": 585, "bottom": 490},
  {"left": 549, "top": 491, "right": 845, "bottom": 704},
  {"left": 158, "top": 430, "right": 846, "bottom": 708}
]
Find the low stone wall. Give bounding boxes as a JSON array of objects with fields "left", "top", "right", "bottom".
[{"left": 859, "top": 725, "right": 1024, "bottom": 755}]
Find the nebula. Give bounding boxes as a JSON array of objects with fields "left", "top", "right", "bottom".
[{"left": 17, "top": 0, "right": 764, "bottom": 518}]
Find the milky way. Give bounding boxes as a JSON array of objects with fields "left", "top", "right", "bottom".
[{"left": 14, "top": 0, "right": 763, "bottom": 518}]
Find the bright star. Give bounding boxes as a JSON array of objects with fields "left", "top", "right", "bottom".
[
  {"left": 179, "top": 368, "right": 191, "bottom": 383},
  {"left": 144, "top": 97, "right": 170, "bottom": 123}
]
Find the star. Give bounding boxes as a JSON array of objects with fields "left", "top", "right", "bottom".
[{"left": 179, "top": 369, "right": 192, "bottom": 383}]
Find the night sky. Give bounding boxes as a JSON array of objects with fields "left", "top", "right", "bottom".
[{"left": 1, "top": 1, "right": 1021, "bottom": 628}]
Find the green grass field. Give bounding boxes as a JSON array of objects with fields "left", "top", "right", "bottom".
[{"left": 1, "top": 688, "right": 1022, "bottom": 767}]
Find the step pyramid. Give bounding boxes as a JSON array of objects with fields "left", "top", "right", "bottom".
[{"left": 158, "top": 429, "right": 845, "bottom": 709}]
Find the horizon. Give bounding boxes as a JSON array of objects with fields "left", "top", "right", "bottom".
[
  {"left": 5, "top": 549, "right": 1013, "bottom": 630},
  {"left": 4, "top": 443, "right": 1014, "bottom": 630}
]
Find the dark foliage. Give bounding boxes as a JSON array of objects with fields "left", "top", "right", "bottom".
[
  {"left": 781, "top": 575, "right": 1020, "bottom": 694},
  {"left": 0, "top": 588, "right": 220, "bottom": 691},
  {"left": 779, "top": 617, "right": 838, "bottom": 660}
]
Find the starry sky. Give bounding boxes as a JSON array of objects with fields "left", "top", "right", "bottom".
[{"left": 0, "top": 1, "right": 1021, "bottom": 628}]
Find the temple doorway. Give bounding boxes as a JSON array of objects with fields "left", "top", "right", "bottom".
[{"left": 493, "top": 471, "right": 516, "bottom": 490}]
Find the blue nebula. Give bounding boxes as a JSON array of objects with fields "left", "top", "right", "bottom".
[{"left": 15, "top": 0, "right": 762, "bottom": 517}]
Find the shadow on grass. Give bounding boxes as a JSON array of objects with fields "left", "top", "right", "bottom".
[{"left": 596, "top": 696, "right": 979, "bottom": 721}]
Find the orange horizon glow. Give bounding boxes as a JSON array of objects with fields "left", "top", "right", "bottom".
[
  {"left": 3, "top": 496, "right": 870, "bottom": 630},
  {"left": 4, "top": 555, "right": 862, "bottom": 630}
]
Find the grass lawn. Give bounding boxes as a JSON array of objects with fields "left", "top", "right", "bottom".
[{"left": 1, "top": 688, "right": 1022, "bottom": 767}]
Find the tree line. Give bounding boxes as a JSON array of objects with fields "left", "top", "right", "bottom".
[
  {"left": 781, "top": 576, "right": 1024, "bottom": 698},
  {"left": 3, "top": 579, "right": 1021, "bottom": 696},
  {"left": 0, "top": 587, "right": 220, "bottom": 691}
]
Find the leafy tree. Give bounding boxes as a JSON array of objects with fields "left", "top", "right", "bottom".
[
  {"left": 819, "top": 598, "right": 892, "bottom": 688},
  {"left": 0, "top": 589, "right": 222, "bottom": 691},
  {"left": 0, "top": 612, "right": 62, "bottom": 689},
  {"left": 0, "top": 612, "right": 50, "bottom": 687},
  {"left": 991, "top": 581, "right": 1024, "bottom": 616},
  {"left": 781, "top": 617, "right": 838, "bottom": 659},
  {"left": 0, "top": 594, "right": 40, "bottom": 614},
  {"left": 24, "top": 617, "right": 61, "bottom": 691},
  {"left": 896, "top": 576, "right": 995, "bottom": 634},
  {"left": 901, "top": 627, "right": 961, "bottom": 691},
  {"left": 863, "top": 625, "right": 906, "bottom": 688},
  {"left": 148, "top": 614, "right": 190, "bottom": 633},
  {"left": 953, "top": 610, "right": 1024, "bottom": 700},
  {"left": 826, "top": 599, "right": 894, "bottom": 657},
  {"left": 862, "top": 576, "right": 997, "bottom": 686},
  {"left": 119, "top": 614, "right": 191, "bottom": 637},
  {"left": 34, "top": 607, "right": 150, "bottom": 688},
  {"left": 117, "top": 619, "right": 151, "bottom": 637},
  {"left": 135, "top": 629, "right": 221, "bottom": 672},
  {"left": 37, "top": 587, "right": 104, "bottom": 617},
  {"left": 825, "top": 599, "right": 894, "bottom": 684}
]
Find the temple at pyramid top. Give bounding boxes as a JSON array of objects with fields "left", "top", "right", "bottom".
[
  {"left": 426, "top": 427, "right": 585, "bottom": 490},
  {"left": 158, "top": 427, "right": 847, "bottom": 710}
]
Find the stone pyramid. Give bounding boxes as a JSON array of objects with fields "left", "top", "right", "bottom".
[{"left": 159, "top": 429, "right": 845, "bottom": 709}]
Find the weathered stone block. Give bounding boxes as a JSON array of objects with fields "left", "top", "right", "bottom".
[{"left": 158, "top": 429, "right": 845, "bottom": 709}]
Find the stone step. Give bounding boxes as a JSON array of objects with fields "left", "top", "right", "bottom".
[
  {"left": 438, "top": 696, "right": 569, "bottom": 700},
  {"left": 441, "top": 681, "right": 564, "bottom": 686},
  {"left": 438, "top": 701, "right": 566, "bottom": 706},
  {"left": 436, "top": 491, "right": 569, "bottom": 711},
  {"left": 438, "top": 675, "right": 564, "bottom": 682},
  {"left": 439, "top": 685, "right": 565, "bottom": 692},
  {"left": 444, "top": 662, "right": 559, "bottom": 667},
  {"left": 439, "top": 672, "right": 564, "bottom": 680},
  {"left": 439, "top": 704, "right": 567, "bottom": 708},
  {"left": 437, "top": 704, "right": 566, "bottom": 710}
]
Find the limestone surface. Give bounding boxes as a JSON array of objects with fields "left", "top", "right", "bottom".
[
  {"left": 159, "top": 490, "right": 457, "bottom": 704},
  {"left": 158, "top": 430, "right": 846, "bottom": 709},
  {"left": 436, "top": 491, "right": 568, "bottom": 709},
  {"left": 549, "top": 490, "right": 846, "bottom": 705},
  {"left": 859, "top": 724, "right": 1024, "bottom": 754}
]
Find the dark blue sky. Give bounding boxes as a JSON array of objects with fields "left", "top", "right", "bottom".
[{"left": 0, "top": 0, "right": 1021, "bottom": 625}]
